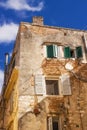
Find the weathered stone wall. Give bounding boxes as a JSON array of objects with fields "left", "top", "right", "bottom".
[
  {"left": 18, "top": 23, "right": 87, "bottom": 94},
  {"left": 18, "top": 112, "right": 46, "bottom": 130},
  {"left": 17, "top": 21, "right": 87, "bottom": 130}
]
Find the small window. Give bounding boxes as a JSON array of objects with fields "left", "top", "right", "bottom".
[
  {"left": 46, "top": 80, "right": 59, "bottom": 95},
  {"left": 76, "top": 46, "right": 83, "bottom": 58},
  {"left": 47, "top": 117, "right": 60, "bottom": 130},
  {"left": 46, "top": 45, "right": 57, "bottom": 58},
  {"left": 70, "top": 49, "right": 75, "bottom": 58}
]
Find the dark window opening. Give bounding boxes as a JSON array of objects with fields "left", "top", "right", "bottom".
[
  {"left": 70, "top": 49, "right": 75, "bottom": 58},
  {"left": 53, "top": 120, "right": 59, "bottom": 130},
  {"left": 46, "top": 80, "right": 59, "bottom": 95}
]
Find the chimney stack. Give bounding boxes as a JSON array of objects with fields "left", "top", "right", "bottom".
[
  {"left": 32, "top": 16, "right": 44, "bottom": 26},
  {"left": 5, "top": 53, "right": 9, "bottom": 66}
]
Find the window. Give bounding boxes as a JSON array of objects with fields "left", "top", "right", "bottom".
[
  {"left": 64, "top": 46, "right": 83, "bottom": 59},
  {"left": 46, "top": 45, "right": 58, "bottom": 58},
  {"left": 47, "top": 117, "right": 61, "bottom": 130},
  {"left": 46, "top": 80, "right": 59, "bottom": 95},
  {"left": 35, "top": 74, "right": 71, "bottom": 96}
]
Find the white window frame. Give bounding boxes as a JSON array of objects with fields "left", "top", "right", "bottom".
[
  {"left": 47, "top": 116, "right": 62, "bottom": 130},
  {"left": 44, "top": 45, "right": 64, "bottom": 59},
  {"left": 45, "top": 77, "right": 62, "bottom": 96}
]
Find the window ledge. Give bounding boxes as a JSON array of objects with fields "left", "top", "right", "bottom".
[{"left": 45, "top": 95, "right": 63, "bottom": 98}]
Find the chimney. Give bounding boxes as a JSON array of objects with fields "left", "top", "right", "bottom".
[
  {"left": 5, "top": 53, "right": 9, "bottom": 66},
  {"left": 32, "top": 16, "right": 44, "bottom": 26},
  {"left": 5, "top": 53, "right": 9, "bottom": 72}
]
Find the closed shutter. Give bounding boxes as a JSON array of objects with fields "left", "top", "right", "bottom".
[
  {"left": 48, "top": 117, "right": 53, "bottom": 130},
  {"left": 64, "top": 47, "right": 71, "bottom": 58},
  {"left": 76, "top": 46, "right": 83, "bottom": 58},
  {"left": 47, "top": 45, "right": 54, "bottom": 58},
  {"left": 61, "top": 74, "right": 71, "bottom": 95},
  {"left": 35, "top": 74, "right": 46, "bottom": 95}
]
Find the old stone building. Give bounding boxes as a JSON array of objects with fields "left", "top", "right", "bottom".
[{"left": 0, "top": 16, "right": 87, "bottom": 130}]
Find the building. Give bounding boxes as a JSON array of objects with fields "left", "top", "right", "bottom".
[{"left": 0, "top": 16, "right": 87, "bottom": 130}]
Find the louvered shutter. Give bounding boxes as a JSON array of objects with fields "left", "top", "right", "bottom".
[
  {"left": 48, "top": 117, "right": 53, "bottom": 130},
  {"left": 64, "top": 47, "right": 71, "bottom": 58},
  {"left": 46, "top": 45, "right": 58, "bottom": 58},
  {"left": 61, "top": 74, "right": 71, "bottom": 95},
  {"left": 76, "top": 46, "right": 83, "bottom": 58},
  {"left": 47, "top": 45, "right": 54, "bottom": 58},
  {"left": 35, "top": 74, "right": 46, "bottom": 95}
]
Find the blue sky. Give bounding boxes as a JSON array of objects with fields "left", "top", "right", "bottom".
[{"left": 0, "top": 0, "right": 87, "bottom": 90}]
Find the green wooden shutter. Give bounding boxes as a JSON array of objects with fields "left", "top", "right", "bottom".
[
  {"left": 46, "top": 45, "right": 54, "bottom": 58},
  {"left": 64, "top": 47, "right": 71, "bottom": 58},
  {"left": 76, "top": 46, "right": 83, "bottom": 58}
]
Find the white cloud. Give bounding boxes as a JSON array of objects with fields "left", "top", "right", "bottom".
[
  {"left": 0, "top": 70, "right": 4, "bottom": 93},
  {"left": 0, "top": 22, "right": 18, "bottom": 43},
  {"left": 0, "top": 0, "right": 44, "bottom": 11}
]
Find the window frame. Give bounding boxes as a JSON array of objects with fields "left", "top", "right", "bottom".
[
  {"left": 64, "top": 46, "right": 83, "bottom": 59},
  {"left": 47, "top": 116, "right": 62, "bottom": 130},
  {"left": 45, "top": 44, "right": 83, "bottom": 59},
  {"left": 45, "top": 77, "right": 62, "bottom": 96},
  {"left": 46, "top": 44, "right": 58, "bottom": 58}
]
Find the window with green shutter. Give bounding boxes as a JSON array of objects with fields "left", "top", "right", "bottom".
[
  {"left": 64, "top": 47, "right": 71, "bottom": 58},
  {"left": 46, "top": 45, "right": 57, "bottom": 58},
  {"left": 76, "top": 46, "right": 83, "bottom": 58},
  {"left": 46, "top": 45, "right": 54, "bottom": 58}
]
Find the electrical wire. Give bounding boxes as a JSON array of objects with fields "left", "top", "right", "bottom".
[{"left": 69, "top": 70, "right": 87, "bottom": 82}]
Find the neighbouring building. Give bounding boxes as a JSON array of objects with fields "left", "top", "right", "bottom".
[{"left": 0, "top": 16, "right": 87, "bottom": 130}]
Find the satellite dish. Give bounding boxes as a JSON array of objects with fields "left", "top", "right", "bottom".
[{"left": 65, "top": 63, "right": 73, "bottom": 70}]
